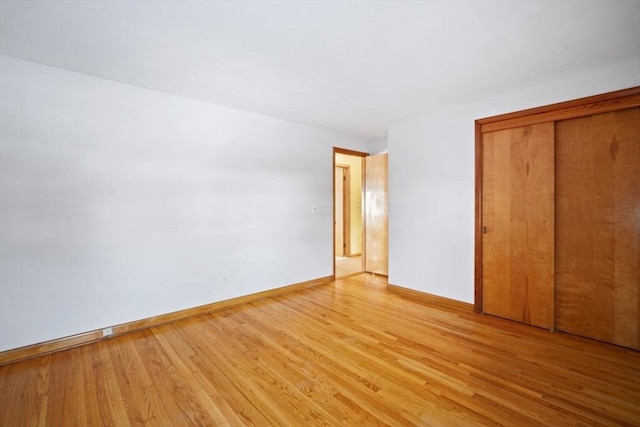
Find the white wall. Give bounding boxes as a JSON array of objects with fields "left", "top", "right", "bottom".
[
  {"left": 388, "top": 58, "right": 640, "bottom": 304},
  {"left": 0, "top": 55, "right": 368, "bottom": 352},
  {"left": 365, "top": 137, "right": 388, "bottom": 154}
]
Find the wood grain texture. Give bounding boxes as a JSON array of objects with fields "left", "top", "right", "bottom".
[
  {"left": 1, "top": 274, "right": 639, "bottom": 426},
  {"left": 555, "top": 107, "right": 640, "bottom": 350},
  {"left": 482, "top": 123, "right": 555, "bottom": 329},
  {"left": 479, "top": 87, "right": 640, "bottom": 133},
  {"left": 365, "top": 153, "right": 388, "bottom": 276},
  {"left": 0, "top": 276, "right": 333, "bottom": 366}
]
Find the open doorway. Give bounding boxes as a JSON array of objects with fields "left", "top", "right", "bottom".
[
  {"left": 334, "top": 147, "right": 389, "bottom": 279},
  {"left": 334, "top": 148, "right": 366, "bottom": 278}
]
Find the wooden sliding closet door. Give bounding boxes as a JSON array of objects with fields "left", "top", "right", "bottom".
[
  {"left": 555, "top": 107, "right": 640, "bottom": 349},
  {"left": 482, "top": 123, "right": 555, "bottom": 328}
]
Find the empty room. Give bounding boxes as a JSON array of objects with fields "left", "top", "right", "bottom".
[{"left": 1, "top": 1, "right": 639, "bottom": 425}]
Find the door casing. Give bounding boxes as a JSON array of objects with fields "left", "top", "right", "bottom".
[{"left": 333, "top": 147, "right": 367, "bottom": 277}]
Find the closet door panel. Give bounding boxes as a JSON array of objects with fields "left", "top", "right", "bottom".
[
  {"left": 555, "top": 107, "right": 640, "bottom": 349},
  {"left": 482, "top": 123, "right": 555, "bottom": 328}
]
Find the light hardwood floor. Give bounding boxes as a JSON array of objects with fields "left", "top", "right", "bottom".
[{"left": 1, "top": 274, "right": 639, "bottom": 426}]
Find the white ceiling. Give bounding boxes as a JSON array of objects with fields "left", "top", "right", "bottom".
[{"left": 1, "top": 0, "right": 639, "bottom": 139}]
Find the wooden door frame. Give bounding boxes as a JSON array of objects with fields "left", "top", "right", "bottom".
[
  {"left": 335, "top": 164, "right": 351, "bottom": 256},
  {"left": 333, "top": 147, "right": 368, "bottom": 278},
  {"left": 474, "top": 86, "right": 640, "bottom": 313}
]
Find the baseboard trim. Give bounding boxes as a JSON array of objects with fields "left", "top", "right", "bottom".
[
  {"left": 387, "top": 283, "right": 474, "bottom": 312},
  {"left": 0, "top": 275, "right": 333, "bottom": 366},
  {"left": 335, "top": 271, "right": 365, "bottom": 279},
  {"left": 366, "top": 271, "right": 388, "bottom": 278}
]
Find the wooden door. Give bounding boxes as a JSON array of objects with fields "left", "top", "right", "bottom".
[
  {"left": 334, "top": 167, "right": 345, "bottom": 257},
  {"left": 365, "top": 153, "right": 388, "bottom": 275},
  {"left": 482, "top": 123, "right": 555, "bottom": 328},
  {"left": 555, "top": 107, "right": 640, "bottom": 349}
]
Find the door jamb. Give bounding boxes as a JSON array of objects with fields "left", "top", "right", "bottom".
[
  {"left": 335, "top": 164, "right": 351, "bottom": 256},
  {"left": 333, "top": 147, "right": 368, "bottom": 278}
]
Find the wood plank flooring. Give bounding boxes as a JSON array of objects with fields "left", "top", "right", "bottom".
[{"left": 1, "top": 274, "right": 639, "bottom": 426}]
